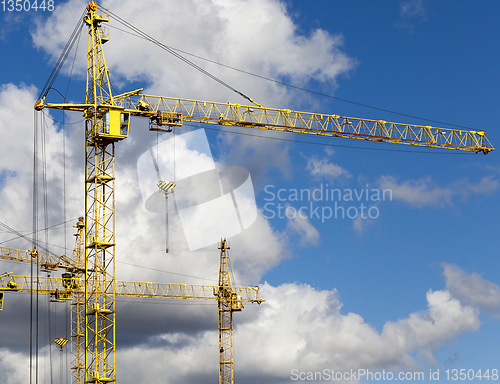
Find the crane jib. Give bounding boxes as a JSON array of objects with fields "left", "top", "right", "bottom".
[{"left": 34, "top": 97, "right": 493, "bottom": 154}]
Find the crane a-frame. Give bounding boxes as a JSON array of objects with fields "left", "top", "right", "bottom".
[{"left": 32, "top": 2, "right": 494, "bottom": 384}]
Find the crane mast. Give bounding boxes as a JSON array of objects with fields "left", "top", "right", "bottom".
[
  {"left": 84, "top": 3, "right": 117, "bottom": 382},
  {"left": 215, "top": 239, "right": 241, "bottom": 384}
]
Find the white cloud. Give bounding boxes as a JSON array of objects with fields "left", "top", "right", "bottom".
[
  {"left": 285, "top": 204, "right": 320, "bottom": 246},
  {"left": 305, "top": 155, "right": 350, "bottom": 183},
  {"left": 400, "top": 0, "right": 427, "bottom": 19},
  {"left": 0, "top": 264, "right": 490, "bottom": 384},
  {"left": 324, "top": 147, "right": 336, "bottom": 156},
  {"left": 218, "top": 130, "right": 293, "bottom": 187},
  {"left": 378, "top": 176, "right": 452, "bottom": 207},
  {"left": 0, "top": 345, "right": 54, "bottom": 384},
  {"left": 32, "top": 0, "right": 356, "bottom": 109},
  {"left": 236, "top": 282, "right": 480, "bottom": 378},
  {"left": 460, "top": 176, "right": 499, "bottom": 195},
  {"left": 0, "top": 349, "right": 29, "bottom": 383},
  {"left": 113, "top": 277, "right": 481, "bottom": 383},
  {"left": 0, "top": 83, "right": 84, "bottom": 252},
  {"left": 31, "top": 0, "right": 357, "bottom": 191},
  {"left": 378, "top": 175, "right": 498, "bottom": 208},
  {"left": 352, "top": 211, "right": 375, "bottom": 234},
  {"left": 443, "top": 263, "right": 500, "bottom": 311},
  {"left": 397, "top": 0, "right": 428, "bottom": 33}
]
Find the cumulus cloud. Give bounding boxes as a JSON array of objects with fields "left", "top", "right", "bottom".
[
  {"left": 0, "top": 264, "right": 491, "bottom": 384},
  {"left": 0, "top": 83, "right": 84, "bottom": 252},
  {"left": 30, "top": 0, "right": 357, "bottom": 193},
  {"left": 378, "top": 175, "right": 498, "bottom": 208},
  {"left": 32, "top": 0, "right": 356, "bottom": 108},
  {"left": 236, "top": 282, "right": 479, "bottom": 380},
  {"left": 0, "top": 349, "right": 30, "bottom": 383}
]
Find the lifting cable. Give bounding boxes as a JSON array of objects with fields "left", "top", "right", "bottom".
[
  {"left": 117, "top": 260, "right": 257, "bottom": 288},
  {"left": 98, "top": 5, "right": 261, "bottom": 108},
  {"left": 48, "top": 296, "right": 54, "bottom": 384},
  {"left": 61, "top": 20, "right": 82, "bottom": 380},
  {"left": 30, "top": 31, "right": 85, "bottom": 381},
  {"left": 0, "top": 220, "right": 64, "bottom": 256},
  {"left": 61, "top": 29, "right": 81, "bottom": 259},
  {"left": 42, "top": 104, "right": 53, "bottom": 384},
  {"left": 226, "top": 249, "right": 238, "bottom": 289},
  {"left": 30, "top": 111, "right": 37, "bottom": 384},
  {"left": 37, "top": 10, "right": 85, "bottom": 101},
  {"left": 32, "top": 17, "right": 82, "bottom": 374},
  {"left": 42, "top": 112, "right": 49, "bottom": 266},
  {"left": 0, "top": 218, "right": 97, "bottom": 246},
  {"left": 31, "top": 109, "right": 40, "bottom": 384},
  {"left": 149, "top": 143, "right": 172, "bottom": 254}
]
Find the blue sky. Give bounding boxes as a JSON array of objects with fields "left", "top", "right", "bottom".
[{"left": 1, "top": 1, "right": 500, "bottom": 383}]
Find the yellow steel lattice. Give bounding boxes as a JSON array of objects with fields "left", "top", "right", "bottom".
[
  {"left": 126, "top": 96, "right": 494, "bottom": 154},
  {"left": 0, "top": 275, "right": 264, "bottom": 303}
]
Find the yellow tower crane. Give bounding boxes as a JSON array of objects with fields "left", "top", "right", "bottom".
[{"left": 31, "top": 2, "right": 494, "bottom": 384}]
